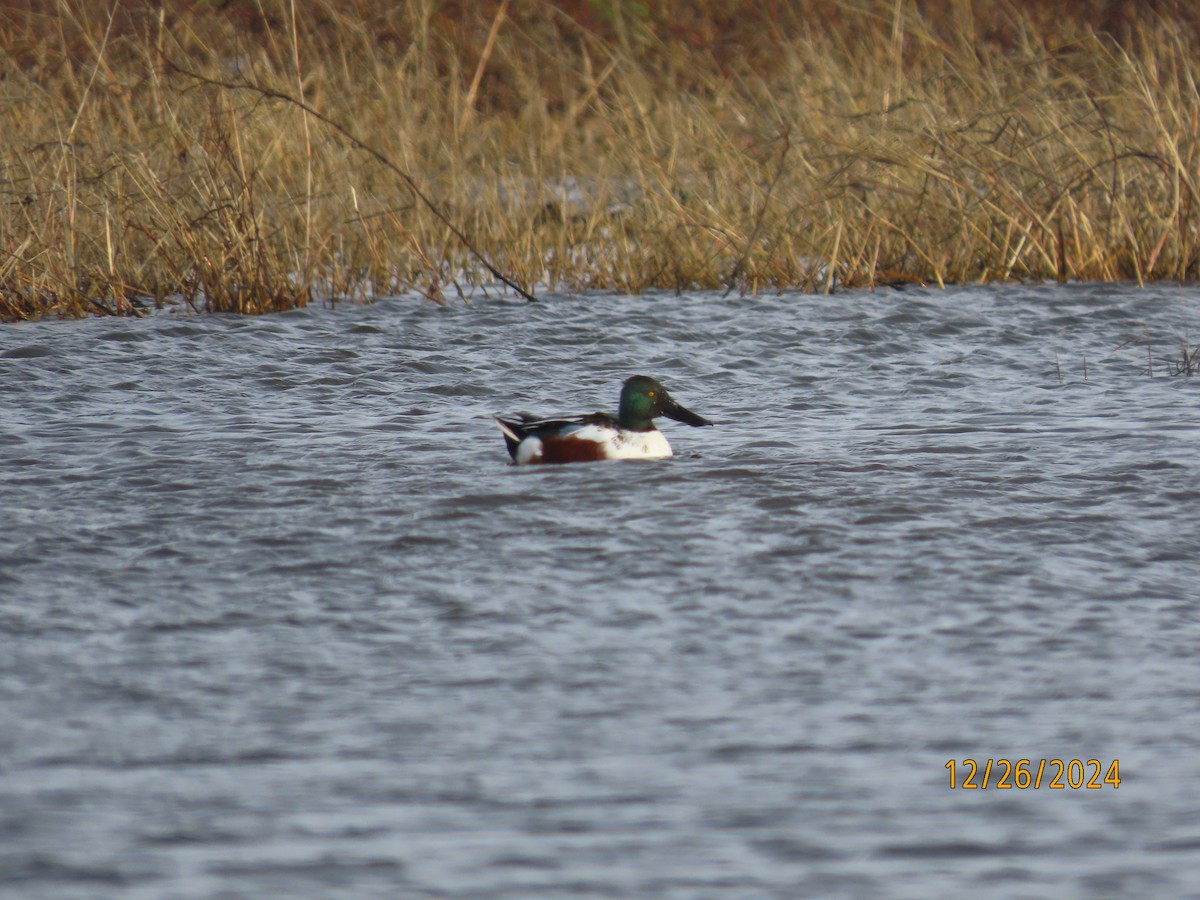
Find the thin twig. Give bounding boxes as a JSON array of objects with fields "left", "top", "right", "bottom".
[{"left": 163, "top": 57, "right": 538, "bottom": 303}]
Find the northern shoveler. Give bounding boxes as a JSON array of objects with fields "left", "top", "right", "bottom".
[{"left": 494, "top": 375, "right": 714, "bottom": 465}]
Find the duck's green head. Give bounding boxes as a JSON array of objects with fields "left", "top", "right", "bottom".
[{"left": 618, "top": 375, "right": 714, "bottom": 432}]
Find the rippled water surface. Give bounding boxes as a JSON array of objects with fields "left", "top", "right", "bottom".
[{"left": 3, "top": 283, "right": 1200, "bottom": 898}]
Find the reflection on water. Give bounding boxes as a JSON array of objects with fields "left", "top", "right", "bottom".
[{"left": 2, "top": 283, "right": 1200, "bottom": 897}]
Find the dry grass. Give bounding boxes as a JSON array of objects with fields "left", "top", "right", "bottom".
[{"left": 4, "top": 0, "right": 1200, "bottom": 320}]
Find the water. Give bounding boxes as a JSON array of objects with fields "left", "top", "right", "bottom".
[{"left": 2, "top": 283, "right": 1199, "bottom": 898}]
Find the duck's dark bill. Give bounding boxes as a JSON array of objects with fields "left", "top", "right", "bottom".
[{"left": 662, "top": 397, "right": 714, "bottom": 427}]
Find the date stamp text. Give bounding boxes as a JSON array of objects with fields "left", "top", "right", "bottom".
[{"left": 945, "top": 758, "right": 1120, "bottom": 789}]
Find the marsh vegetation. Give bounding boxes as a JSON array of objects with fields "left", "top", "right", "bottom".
[{"left": 3, "top": 0, "right": 1200, "bottom": 319}]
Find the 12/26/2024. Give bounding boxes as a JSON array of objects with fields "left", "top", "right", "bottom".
[{"left": 945, "top": 758, "right": 1120, "bottom": 789}]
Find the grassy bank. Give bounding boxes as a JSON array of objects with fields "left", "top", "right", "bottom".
[{"left": 3, "top": 0, "right": 1200, "bottom": 320}]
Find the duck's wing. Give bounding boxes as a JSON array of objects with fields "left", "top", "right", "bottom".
[{"left": 493, "top": 412, "right": 618, "bottom": 459}]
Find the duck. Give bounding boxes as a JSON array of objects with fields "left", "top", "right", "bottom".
[{"left": 494, "top": 375, "right": 713, "bottom": 465}]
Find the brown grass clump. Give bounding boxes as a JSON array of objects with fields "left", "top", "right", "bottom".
[{"left": 3, "top": 0, "right": 1200, "bottom": 320}]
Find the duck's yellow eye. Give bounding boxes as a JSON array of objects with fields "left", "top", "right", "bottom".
[{"left": 647, "top": 390, "right": 655, "bottom": 397}]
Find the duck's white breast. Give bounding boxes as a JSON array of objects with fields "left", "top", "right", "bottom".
[{"left": 607, "top": 428, "right": 673, "bottom": 460}]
